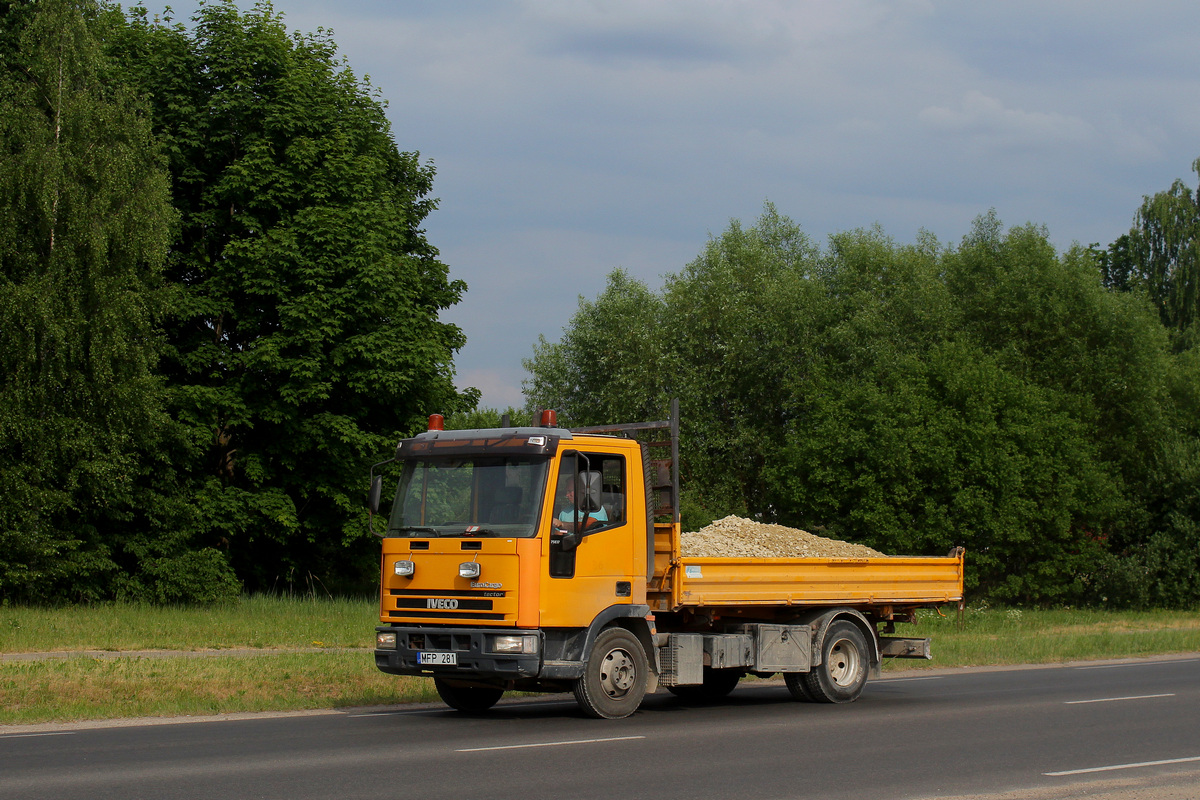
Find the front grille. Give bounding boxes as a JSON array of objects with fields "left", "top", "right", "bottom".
[
  {"left": 386, "top": 610, "right": 506, "bottom": 621},
  {"left": 407, "top": 632, "right": 475, "bottom": 651},
  {"left": 389, "top": 589, "right": 505, "bottom": 598},
  {"left": 385, "top": 582, "right": 512, "bottom": 623}
]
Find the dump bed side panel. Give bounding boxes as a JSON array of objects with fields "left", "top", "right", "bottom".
[{"left": 670, "top": 555, "right": 964, "bottom": 608}]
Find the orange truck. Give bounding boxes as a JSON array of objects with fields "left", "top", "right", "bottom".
[{"left": 368, "top": 402, "right": 965, "bottom": 719}]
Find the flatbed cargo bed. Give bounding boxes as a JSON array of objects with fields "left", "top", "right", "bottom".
[{"left": 649, "top": 523, "right": 965, "bottom": 613}]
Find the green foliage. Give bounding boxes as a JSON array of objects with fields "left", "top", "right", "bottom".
[
  {"left": 526, "top": 206, "right": 1200, "bottom": 606},
  {"left": 1099, "top": 429, "right": 1200, "bottom": 609},
  {"left": 663, "top": 205, "right": 822, "bottom": 517},
  {"left": 444, "top": 407, "right": 534, "bottom": 430},
  {"left": 525, "top": 269, "right": 669, "bottom": 427},
  {"left": 0, "top": 0, "right": 181, "bottom": 601},
  {"left": 105, "top": 1, "right": 474, "bottom": 593},
  {"left": 118, "top": 548, "right": 242, "bottom": 605},
  {"left": 0, "top": 0, "right": 472, "bottom": 603},
  {"left": 1098, "top": 160, "right": 1200, "bottom": 346}
]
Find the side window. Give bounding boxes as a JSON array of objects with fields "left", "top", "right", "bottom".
[
  {"left": 548, "top": 452, "right": 626, "bottom": 579},
  {"left": 600, "top": 456, "right": 625, "bottom": 527},
  {"left": 550, "top": 453, "right": 624, "bottom": 532}
]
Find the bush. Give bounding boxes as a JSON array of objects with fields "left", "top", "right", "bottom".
[{"left": 129, "top": 549, "right": 242, "bottom": 605}]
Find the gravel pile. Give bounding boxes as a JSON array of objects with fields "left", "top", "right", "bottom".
[{"left": 681, "top": 515, "right": 886, "bottom": 559}]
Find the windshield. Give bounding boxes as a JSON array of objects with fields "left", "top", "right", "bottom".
[{"left": 387, "top": 455, "right": 550, "bottom": 538}]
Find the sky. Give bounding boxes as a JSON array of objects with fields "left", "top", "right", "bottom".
[{"left": 145, "top": 1, "right": 1200, "bottom": 410}]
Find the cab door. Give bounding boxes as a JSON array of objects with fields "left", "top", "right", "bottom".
[{"left": 541, "top": 448, "right": 635, "bottom": 628}]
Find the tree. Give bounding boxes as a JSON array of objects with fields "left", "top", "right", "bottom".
[
  {"left": 0, "top": 0, "right": 193, "bottom": 601},
  {"left": 445, "top": 407, "right": 534, "bottom": 431},
  {"left": 1100, "top": 160, "right": 1200, "bottom": 348},
  {"left": 525, "top": 205, "right": 824, "bottom": 523},
  {"left": 526, "top": 207, "right": 1200, "bottom": 605},
  {"left": 106, "top": 1, "right": 474, "bottom": 592},
  {"left": 524, "top": 269, "right": 668, "bottom": 427},
  {"left": 661, "top": 205, "right": 823, "bottom": 520}
]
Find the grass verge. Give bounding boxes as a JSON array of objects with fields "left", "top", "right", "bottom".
[
  {"left": 886, "top": 606, "right": 1200, "bottom": 670},
  {"left": 0, "top": 595, "right": 375, "bottom": 652},
  {"left": 2, "top": 599, "right": 1198, "bottom": 725},
  {"left": 1, "top": 652, "right": 439, "bottom": 726}
]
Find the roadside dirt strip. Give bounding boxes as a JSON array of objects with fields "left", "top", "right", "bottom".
[
  {"left": 0, "top": 647, "right": 365, "bottom": 662},
  {"left": 910, "top": 768, "right": 1200, "bottom": 800}
]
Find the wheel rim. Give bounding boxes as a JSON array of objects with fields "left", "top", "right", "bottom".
[
  {"left": 827, "top": 637, "right": 862, "bottom": 688},
  {"left": 599, "top": 647, "right": 637, "bottom": 699}
]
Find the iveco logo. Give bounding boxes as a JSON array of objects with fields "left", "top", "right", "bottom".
[
  {"left": 471, "top": 581, "right": 502, "bottom": 589},
  {"left": 426, "top": 598, "right": 459, "bottom": 610}
]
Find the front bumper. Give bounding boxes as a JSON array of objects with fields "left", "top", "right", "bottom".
[{"left": 374, "top": 625, "right": 542, "bottom": 680}]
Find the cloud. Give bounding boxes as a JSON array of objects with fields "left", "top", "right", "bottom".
[
  {"left": 435, "top": 223, "right": 700, "bottom": 409},
  {"left": 453, "top": 367, "right": 526, "bottom": 411},
  {"left": 918, "top": 91, "right": 1094, "bottom": 148},
  {"left": 539, "top": 20, "right": 755, "bottom": 67},
  {"left": 134, "top": 0, "right": 1200, "bottom": 410}
]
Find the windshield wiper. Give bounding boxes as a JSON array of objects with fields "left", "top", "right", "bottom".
[{"left": 391, "top": 526, "right": 441, "bottom": 537}]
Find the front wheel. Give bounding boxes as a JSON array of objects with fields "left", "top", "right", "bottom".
[
  {"left": 434, "top": 678, "right": 505, "bottom": 714},
  {"left": 573, "top": 628, "right": 649, "bottom": 719},
  {"left": 798, "top": 620, "right": 870, "bottom": 703}
]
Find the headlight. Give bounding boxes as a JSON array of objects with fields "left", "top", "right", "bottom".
[
  {"left": 376, "top": 632, "right": 397, "bottom": 649},
  {"left": 458, "top": 561, "right": 481, "bottom": 579},
  {"left": 488, "top": 634, "right": 539, "bottom": 654},
  {"left": 393, "top": 560, "right": 414, "bottom": 577}
]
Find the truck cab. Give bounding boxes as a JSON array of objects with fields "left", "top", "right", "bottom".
[{"left": 371, "top": 410, "right": 662, "bottom": 718}]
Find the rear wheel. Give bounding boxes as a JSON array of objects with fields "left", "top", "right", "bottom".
[
  {"left": 800, "top": 620, "right": 870, "bottom": 703},
  {"left": 783, "top": 670, "right": 818, "bottom": 702},
  {"left": 667, "top": 668, "right": 742, "bottom": 702},
  {"left": 573, "top": 628, "right": 648, "bottom": 719},
  {"left": 434, "top": 678, "right": 504, "bottom": 713}
]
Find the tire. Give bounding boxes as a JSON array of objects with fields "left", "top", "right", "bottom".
[
  {"left": 783, "top": 670, "right": 818, "bottom": 702},
  {"left": 573, "top": 627, "right": 649, "bottom": 719},
  {"left": 667, "top": 668, "right": 742, "bottom": 702},
  {"left": 434, "top": 678, "right": 505, "bottom": 714},
  {"left": 799, "top": 620, "right": 870, "bottom": 703}
]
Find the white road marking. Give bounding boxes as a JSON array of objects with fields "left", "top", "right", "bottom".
[
  {"left": 1, "top": 732, "right": 77, "bottom": 739},
  {"left": 1074, "top": 658, "right": 1200, "bottom": 670},
  {"left": 1064, "top": 693, "right": 1175, "bottom": 704},
  {"left": 1045, "top": 755, "right": 1200, "bottom": 776},
  {"left": 879, "top": 676, "right": 943, "bottom": 683},
  {"left": 457, "top": 735, "right": 645, "bottom": 752}
]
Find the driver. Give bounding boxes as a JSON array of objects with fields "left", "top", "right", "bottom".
[{"left": 553, "top": 479, "right": 607, "bottom": 532}]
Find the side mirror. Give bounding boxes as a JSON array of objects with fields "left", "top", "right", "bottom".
[
  {"left": 560, "top": 530, "right": 580, "bottom": 551},
  {"left": 366, "top": 456, "right": 396, "bottom": 539},
  {"left": 367, "top": 475, "right": 383, "bottom": 514},
  {"left": 367, "top": 476, "right": 385, "bottom": 538}
]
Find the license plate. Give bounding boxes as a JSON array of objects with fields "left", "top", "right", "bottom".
[{"left": 417, "top": 651, "right": 457, "bottom": 666}]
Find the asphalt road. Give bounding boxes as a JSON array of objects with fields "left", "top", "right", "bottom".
[{"left": 3, "top": 656, "right": 1198, "bottom": 800}]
